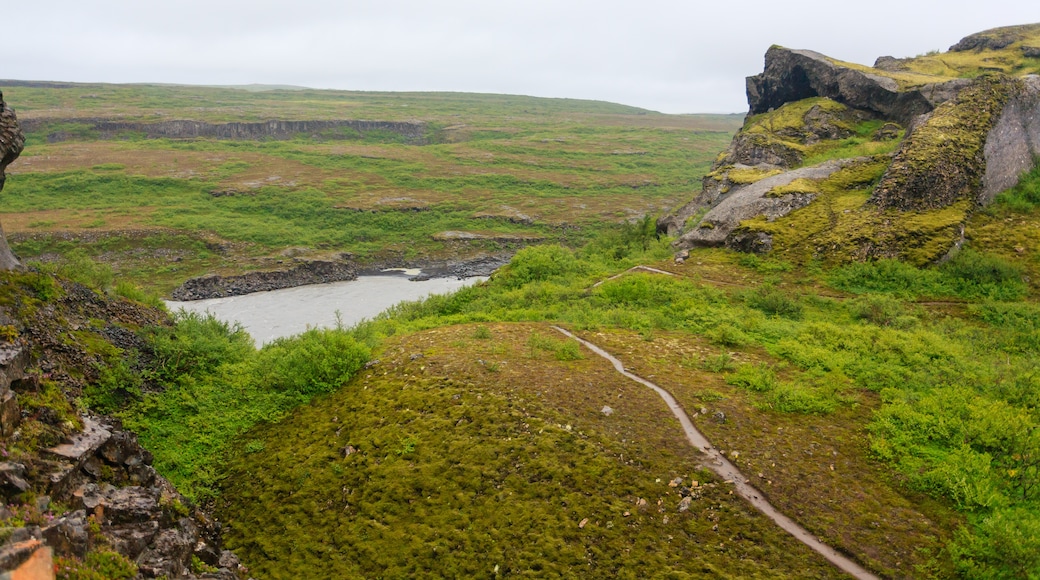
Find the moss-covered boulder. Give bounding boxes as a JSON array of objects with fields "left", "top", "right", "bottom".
[{"left": 871, "top": 75, "right": 1021, "bottom": 211}]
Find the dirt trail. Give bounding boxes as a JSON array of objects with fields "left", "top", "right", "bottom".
[{"left": 551, "top": 326, "right": 880, "bottom": 580}]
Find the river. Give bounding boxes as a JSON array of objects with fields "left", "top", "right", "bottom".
[{"left": 165, "top": 270, "right": 484, "bottom": 345}]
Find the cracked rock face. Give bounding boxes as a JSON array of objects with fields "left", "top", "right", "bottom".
[{"left": 0, "top": 91, "right": 24, "bottom": 270}]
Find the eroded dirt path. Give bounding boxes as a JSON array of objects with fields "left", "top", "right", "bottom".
[{"left": 551, "top": 325, "right": 880, "bottom": 580}]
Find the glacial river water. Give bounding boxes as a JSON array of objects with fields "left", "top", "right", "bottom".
[{"left": 165, "top": 270, "right": 484, "bottom": 345}]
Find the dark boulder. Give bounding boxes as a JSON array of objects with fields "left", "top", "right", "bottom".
[{"left": 746, "top": 46, "right": 964, "bottom": 127}]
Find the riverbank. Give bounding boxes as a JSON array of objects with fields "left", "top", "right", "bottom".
[{"left": 169, "top": 253, "right": 510, "bottom": 301}]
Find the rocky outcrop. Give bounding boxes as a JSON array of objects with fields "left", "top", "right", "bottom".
[
  {"left": 663, "top": 25, "right": 1040, "bottom": 263},
  {"left": 0, "top": 414, "right": 244, "bottom": 579},
  {"left": 675, "top": 158, "right": 861, "bottom": 251},
  {"left": 22, "top": 117, "right": 428, "bottom": 144},
  {"left": 745, "top": 46, "right": 967, "bottom": 127},
  {"left": 871, "top": 75, "right": 1020, "bottom": 210},
  {"left": 0, "top": 91, "right": 25, "bottom": 271},
  {"left": 979, "top": 75, "right": 1040, "bottom": 204},
  {"left": 948, "top": 24, "right": 1040, "bottom": 52},
  {"left": 170, "top": 258, "right": 358, "bottom": 300}
]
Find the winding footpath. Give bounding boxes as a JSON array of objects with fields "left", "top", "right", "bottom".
[{"left": 551, "top": 326, "right": 879, "bottom": 580}]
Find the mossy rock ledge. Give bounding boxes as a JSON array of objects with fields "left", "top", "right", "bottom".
[{"left": 661, "top": 23, "right": 1040, "bottom": 265}]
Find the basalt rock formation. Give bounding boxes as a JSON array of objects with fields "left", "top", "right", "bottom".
[
  {"left": 0, "top": 90, "right": 25, "bottom": 271},
  {"left": 0, "top": 274, "right": 246, "bottom": 578},
  {"left": 21, "top": 117, "right": 429, "bottom": 144},
  {"left": 661, "top": 23, "right": 1040, "bottom": 264},
  {"left": 170, "top": 257, "right": 359, "bottom": 300}
]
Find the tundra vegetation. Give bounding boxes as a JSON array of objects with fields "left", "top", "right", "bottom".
[{"left": 4, "top": 31, "right": 1040, "bottom": 577}]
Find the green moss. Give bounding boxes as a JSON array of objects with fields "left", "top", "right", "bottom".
[
  {"left": 766, "top": 178, "right": 821, "bottom": 198},
  {"left": 739, "top": 155, "right": 972, "bottom": 266},
  {"left": 726, "top": 166, "right": 784, "bottom": 184},
  {"left": 873, "top": 75, "right": 1021, "bottom": 211},
  {"left": 743, "top": 97, "right": 849, "bottom": 136}
]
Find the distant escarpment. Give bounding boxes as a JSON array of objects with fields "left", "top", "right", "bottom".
[
  {"left": 21, "top": 117, "right": 428, "bottom": 144},
  {"left": 661, "top": 23, "right": 1040, "bottom": 265}
]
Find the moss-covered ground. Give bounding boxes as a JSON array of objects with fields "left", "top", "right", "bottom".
[{"left": 65, "top": 212, "right": 1023, "bottom": 578}]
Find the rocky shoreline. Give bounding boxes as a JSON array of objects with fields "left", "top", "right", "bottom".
[
  {"left": 169, "top": 259, "right": 359, "bottom": 301},
  {"left": 171, "top": 254, "right": 511, "bottom": 301}
]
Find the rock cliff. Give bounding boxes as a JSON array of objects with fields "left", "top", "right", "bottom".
[
  {"left": 0, "top": 273, "right": 246, "bottom": 578},
  {"left": 21, "top": 117, "right": 429, "bottom": 144},
  {"left": 661, "top": 23, "right": 1040, "bottom": 265},
  {"left": 0, "top": 91, "right": 25, "bottom": 271}
]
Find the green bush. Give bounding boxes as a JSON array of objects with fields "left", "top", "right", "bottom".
[
  {"left": 255, "top": 328, "right": 371, "bottom": 395},
  {"left": 948, "top": 507, "right": 1040, "bottom": 579},
  {"left": 743, "top": 287, "right": 803, "bottom": 319},
  {"left": 146, "top": 311, "right": 254, "bottom": 382},
  {"left": 941, "top": 249, "right": 1026, "bottom": 300},
  {"left": 499, "top": 245, "right": 584, "bottom": 288},
  {"left": 726, "top": 363, "right": 778, "bottom": 392},
  {"left": 992, "top": 164, "right": 1040, "bottom": 212}
]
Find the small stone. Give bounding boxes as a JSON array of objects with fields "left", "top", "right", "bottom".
[
  {"left": 712, "top": 411, "right": 726, "bottom": 423},
  {"left": 623, "top": 511, "right": 631, "bottom": 517},
  {"left": 662, "top": 516, "right": 669, "bottom": 524},
  {"left": 600, "top": 406, "right": 614, "bottom": 416},
  {"left": 668, "top": 477, "right": 682, "bottom": 488},
  {"left": 410, "top": 353, "right": 424, "bottom": 361},
  {"left": 678, "top": 497, "right": 692, "bottom": 512},
  {"left": 341, "top": 445, "right": 357, "bottom": 457},
  {"left": 636, "top": 498, "right": 647, "bottom": 507},
  {"left": 578, "top": 518, "right": 589, "bottom": 529}
]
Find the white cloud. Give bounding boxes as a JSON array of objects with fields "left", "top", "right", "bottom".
[{"left": 5, "top": 0, "right": 1038, "bottom": 113}]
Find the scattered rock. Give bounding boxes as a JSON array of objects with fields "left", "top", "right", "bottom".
[
  {"left": 600, "top": 406, "right": 614, "bottom": 416},
  {"left": 578, "top": 518, "right": 589, "bottom": 529},
  {"left": 42, "top": 509, "right": 92, "bottom": 559},
  {"left": 713, "top": 411, "right": 726, "bottom": 423},
  {"left": 678, "top": 497, "right": 692, "bottom": 512},
  {"left": 0, "top": 462, "right": 29, "bottom": 498},
  {"left": 341, "top": 445, "right": 357, "bottom": 457}
]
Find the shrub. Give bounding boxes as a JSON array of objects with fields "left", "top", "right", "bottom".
[
  {"left": 146, "top": 311, "right": 254, "bottom": 382},
  {"left": 948, "top": 507, "right": 1040, "bottom": 579},
  {"left": 940, "top": 249, "right": 1026, "bottom": 300},
  {"left": 743, "top": 287, "right": 803, "bottom": 319},
  {"left": 726, "top": 363, "right": 778, "bottom": 392},
  {"left": 499, "top": 245, "right": 583, "bottom": 288},
  {"left": 255, "top": 328, "right": 370, "bottom": 395}
]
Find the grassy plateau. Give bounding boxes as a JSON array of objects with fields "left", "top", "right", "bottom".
[{"left": 2, "top": 73, "right": 1040, "bottom": 579}]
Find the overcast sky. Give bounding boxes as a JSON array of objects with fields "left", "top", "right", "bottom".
[{"left": 4, "top": 1, "right": 1038, "bottom": 113}]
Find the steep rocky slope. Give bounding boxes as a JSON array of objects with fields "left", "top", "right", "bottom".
[
  {"left": 1, "top": 90, "right": 244, "bottom": 579},
  {"left": 661, "top": 23, "right": 1040, "bottom": 265}
]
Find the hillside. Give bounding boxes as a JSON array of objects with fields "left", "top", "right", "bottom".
[{"left": 2, "top": 23, "right": 1040, "bottom": 580}]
